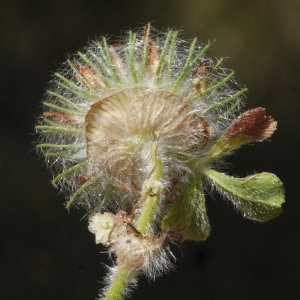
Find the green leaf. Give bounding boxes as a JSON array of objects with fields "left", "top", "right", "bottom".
[
  {"left": 161, "top": 176, "right": 210, "bottom": 242},
  {"left": 202, "top": 168, "right": 285, "bottom": 222}
]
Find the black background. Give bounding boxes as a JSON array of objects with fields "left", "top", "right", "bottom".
[{"left": 1, "top": 1, "right": 299, "bottom": 299}]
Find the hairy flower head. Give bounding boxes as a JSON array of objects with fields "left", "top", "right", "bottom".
[
  {"left": 36, "top": 25, "right": 285, "bottom": 300},
  {"left": 36, "top": 25, "right": 245, "bottom": 210}
]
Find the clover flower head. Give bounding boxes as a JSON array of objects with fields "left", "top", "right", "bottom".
[{"left": 36, "top": 25, "right": 285, "bottom": 300}]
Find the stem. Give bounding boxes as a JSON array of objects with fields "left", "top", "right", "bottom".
[
  {"left": 135, "top": 193, "right": 160, "bottom": 235},
  {"left": 104, "top": 146, "right": 163, "bottom": 299},
  {"left": 136, "top": 152, "right": 163, "bottom": 235},
  {"left": 104, "top": 267, "right": 134, "bottom": 300}
]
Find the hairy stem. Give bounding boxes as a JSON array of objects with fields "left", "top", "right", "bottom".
[
  {"left": 135, "top": 193, "right": 160, "bottom": 235},
  {"left": 136, "top": 152, "right": 163, "bottom": 234},
  {"left": 104, "top": 146, "right": 163, "bottom": 299},
  {"left": 104, "top": 267, "right": 134, "bottom": 300}
]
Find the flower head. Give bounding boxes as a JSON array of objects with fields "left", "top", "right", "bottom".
[{"left": 36, "top": 25, "right": 285, "bottom": 300}]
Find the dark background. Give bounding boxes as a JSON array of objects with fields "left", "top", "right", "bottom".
[{"left": 1, "top": 1, "right": 299, "bottom": 299}]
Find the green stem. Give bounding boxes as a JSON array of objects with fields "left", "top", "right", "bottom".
[
  {"left": 104, "top": 146, "right": 163, "bottom": 299},
  {"left": 104, "top": 267, "right": 134, "bottom": 300},
  {"left": 136, "top": 154, "right": 163, "bottom": 235},
  {"left": 136, "top": 193, "right": 160, "bottom": 235}
]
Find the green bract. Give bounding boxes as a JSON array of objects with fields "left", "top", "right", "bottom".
[{"left": 162, "top": 176, "right": 210, "bottom": 241}]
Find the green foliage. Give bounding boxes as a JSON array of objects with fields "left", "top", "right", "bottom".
[
  {"left": 202, "top": 168, "right": 285, "bottom": 222},
  {"left": 162, "top": 176, "right": 210, "bottom": 241}
]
